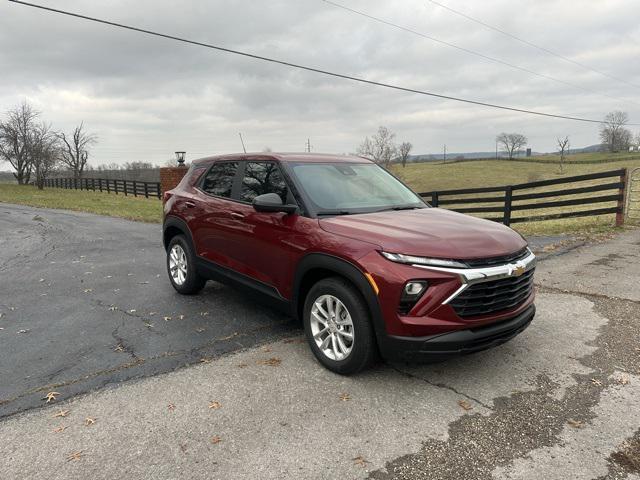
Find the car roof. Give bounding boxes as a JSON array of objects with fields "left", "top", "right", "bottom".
[{"left": 192, "top": 152, "right": 373, "bottom": 166}]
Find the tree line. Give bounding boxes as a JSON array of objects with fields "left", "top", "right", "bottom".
[
  {"left": 358, "top": 110, "right": 640, "bottom": 170},
  {"left": 0, "top": 101, "right": 96, "bottom": 188}
]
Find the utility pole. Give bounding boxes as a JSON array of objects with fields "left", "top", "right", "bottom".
[
  {"left": 305, "top": 138, "right": 312, "bottom": 153},
  {"left": 495, "top": 140, "right": 498, "bottom": 160},
  {"left": 443, "top": 144, "right": 447, "bottom": 164}
]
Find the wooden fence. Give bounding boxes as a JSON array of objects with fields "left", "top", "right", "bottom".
[
  {"left": 44, "top": 177, "right": 162, "bottom": 199},
  {"left": 421, "top": 169, "right": 628, "bottom": 226}
]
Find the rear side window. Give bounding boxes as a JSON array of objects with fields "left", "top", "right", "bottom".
[
  {"left": 201, "top": 162, "right": 238, "bottom": 197},
  {"left": 240, "top": 162, "right": 288, "bottom": 203}
]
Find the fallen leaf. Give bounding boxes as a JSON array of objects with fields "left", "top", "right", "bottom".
[
  {"left": 591, "top": 378, "right": 603, "bottom": 386},
  {"left": 43, "top": 392, "right": 60, "bottom": 403},
  {"left": 53, "top": 425, "right": 68, "bottom": 433},
  {"left": 200, "top": 311, "right": 209, "bottom": 316},
  {"left": 129, "top": 309, "right": 137, "bottom": 313},
  {"left": 339, "top": 393, "right": 351, "bottom": 402},
  {"left": 138, "top": 281, "right": 149, "bottom": 285},
  {"left": 66, "top": 451, "right": 83, "bottom": 462},
  {"left": 208, "top": 401, "right": 222, "bottom": 410},
  {"left": 53, "top": 410, "right": 70, "bottom": 418},
  {"left": 210, "top": 435, "right": 222, "bottom": 444},
  {"left": 237, "top": 363, "right": 249, "bottom": 368},
  {"left": 200, "top": 357, "right": 212, "bottom": 364},
  {"left": 195, "top": 327, "right": 206, "bottom": 333},
  {"left": 163, "top": 316, "right": 172, "bottom": 321},
  {"left": 144, "top": 322, "right": 154, "bottom": 329},
  {"left": 84, "top": 417, "right": 96, "bottom": 426},
  {"left": 178, "top": 315, "right": 185, "bottom": 320},
  {"left": 127, "top": 273, "right": 134, "bottom": 276},
  {"left": 39, "top": 278, "right": 45, "bottom": 282},
  {"left": 615, "top": 374, "right": 630, "bottom": 385},
  {"left": 219, "top": 332, "right": 239, "bottom": 341},
  {"left": 17, "top": 329, "right": 30, "bottom": 334},
  {"left": 83, "top": 289, "right": 93, "bottom": 293},
  {"left": 458, "top": 400, "right": 473, "bottom": 411},
  {"left": 262, "top": 346, "right": 272, "bottom": 353},
  {"left": 167, "top": 403, "right": 176, "bottom": 411},
  {"left": 114, "top": 344, "right": 125, "bottom": 352},
  {"left": 180, "top": 443, "right": 188, "bottom": 453},
  {"left": 105, "top": 275, "right": 113, "bottom": 279},
  {"left": 109, "top": 306, "right": 117, "bottom": 311},
  {"left": 257, "top": 357, "right": 281, "bottom": 367},
  {"left": 353, "top": 456, "right": 369, "bottom": 467},
  {"left": 149, "top": 312, "right": 157, "bottom": 316},
  {"left": 567, "top": 419, "right": 583, "bottom": 428}
]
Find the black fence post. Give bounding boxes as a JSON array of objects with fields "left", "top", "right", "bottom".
[
  {"left": 114, "top": 180, "right": 119, "bottom": 195},
  {"left": 143, "top": 182, "right": 149, "bottom": 198},
  {"left": 156, "top": 182, "right": 161, "bottom": 199},
  {"left": 430, "top": 191, "right": 439, "bottom": 207},
  {"left": 123, "top": 180, "right": 128, "bottom": 196},
  {"left": 133, "top": 180, "right": 138, "bottom": 197},
  {"left": 616, "top": 169, "right": 627, "bottom": 227},
  {"left": 503, "top": 186, "right": 513, "bottom": 226}
]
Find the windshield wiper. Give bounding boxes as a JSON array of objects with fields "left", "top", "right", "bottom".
[
  {"left": 316, "top": 210, "right": 352, "bottom": 216},
  {"left": 374, "top": 204, "right": 424, "bottom": 212}
]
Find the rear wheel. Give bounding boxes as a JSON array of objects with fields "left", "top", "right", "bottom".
[
  {"left": 303, "top": 277, "right": 376, "bottom": 374},
  {"left": 167, "top": 235, "right": 206, "bottom": 294}
]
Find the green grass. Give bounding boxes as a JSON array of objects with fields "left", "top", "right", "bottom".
[{"left": 0, "top": 184, "right": 162, "bottom": 223}]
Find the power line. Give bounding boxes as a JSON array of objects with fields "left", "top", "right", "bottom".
[
  {"left": 321, "top": 0, "right": 638, "bottom": 106},
  {"left": 424, "top": 0, "right": 640, "bottom": 91},
  {"left": 9, "top": 0, "right": 639, "bottom": 126}
]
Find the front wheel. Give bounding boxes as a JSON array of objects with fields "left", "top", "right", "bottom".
[
  {"left": 166, "top": 235, "right": 206, "bottom": 294},
  {"left": 303, "top": 277, "right": 377, "bottom": 374}
]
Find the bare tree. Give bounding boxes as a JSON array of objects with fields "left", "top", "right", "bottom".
[
  {"left": 398, "top": 142, "right": 413, "bottom": 168},
  {"left": 496, "top": 132, "right": 527, "bottom": 160},
  {"left": 357, "top": 126, "right": 397, "bottom": 168},
  {"left": 556, "top": 136, "right": 570, "bottom": 173},
  {"left": 0, "top": 101, "right": 40, "bottom": 184},
  {"left": 31, "top": 123, "right": 59, "bottom": 189},
  {"left": 600, "top": 111, "right": 632, "bottom": 153},
  {"left": 57, "top": 122, "right": 97, "bottom": 178}
]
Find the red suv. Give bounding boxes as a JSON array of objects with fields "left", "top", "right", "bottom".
[{"left": 163, "top": 153, "right": 536, "bottom": 374}]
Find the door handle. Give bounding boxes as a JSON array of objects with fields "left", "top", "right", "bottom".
[
  {"left": 185, "top": 201, "right": 196, "bottom": 208},
  {"left": 230, "top": 212, "right": 245, "bottom": 219}
]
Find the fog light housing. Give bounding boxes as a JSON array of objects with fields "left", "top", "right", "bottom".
[{"left": 398, "top": 281, "right": 428, "bottom": 315}]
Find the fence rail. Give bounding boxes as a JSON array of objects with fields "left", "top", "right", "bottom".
[
  {"left": 421, "top": 169, "right": 628, "bottom": 226},
  {"left": 44, "top": 177, "right": 162, "bottom": 199}
]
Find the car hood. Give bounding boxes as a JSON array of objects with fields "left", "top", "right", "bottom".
[{"left": 319, "top": 208, "right": 527, "bottom": 260}]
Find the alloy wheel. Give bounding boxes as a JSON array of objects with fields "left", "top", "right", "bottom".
[
  {"left": 169, "top": 244, "right": 188, "bottom": 286},
  {"left": 310, "top": 294, "right": 354, "bottom": 361}
]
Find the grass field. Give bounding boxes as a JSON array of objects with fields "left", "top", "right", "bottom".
[
  {"left": 0, "top": 184, "right": 162, "bottom": 223},
  {"left": 1, "top": 154, "right": 639, "bottom": 236}
]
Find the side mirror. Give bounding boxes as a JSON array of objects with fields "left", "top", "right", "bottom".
[{"left": 252, "top": 193, "right": 298, "bottom": 214}]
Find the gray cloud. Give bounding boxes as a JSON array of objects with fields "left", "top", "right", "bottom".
[{"left": 1, "top": 0, "right": 639, "bottom": 166}]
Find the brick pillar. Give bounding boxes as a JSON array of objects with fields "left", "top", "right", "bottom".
[{"left": 160, "top": 166, "right": 188, "bottom": 198}]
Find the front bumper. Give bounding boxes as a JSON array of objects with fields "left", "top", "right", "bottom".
[{"left": 377, "top": 304, "right": 535, "bottom": 363}]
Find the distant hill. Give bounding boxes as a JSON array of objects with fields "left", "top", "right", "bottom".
[{"left": 408, "top": 144, "right": 603, "bottom": 163}]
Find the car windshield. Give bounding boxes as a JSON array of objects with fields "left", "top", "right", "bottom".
[{"left": 289, "top": 162, "right": 426, "bottom": 215}]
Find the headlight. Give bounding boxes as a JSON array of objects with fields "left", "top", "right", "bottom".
[{"left": 381, "top": 251, "right": 467, "bottom": 269}]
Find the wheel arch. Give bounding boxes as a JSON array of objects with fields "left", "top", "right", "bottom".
[
  {"left": 292, "top": 253, "right": 386, "bottom": 340},
  {"left": 163, "top": 215, "right": 194, "bottom": 251}
]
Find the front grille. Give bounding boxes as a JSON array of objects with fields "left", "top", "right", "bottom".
[
  {"left": 450, "top": 268, "right": 535, "bottom": 318},
  {"left": 464, "top": 248, "right": 529, "bottom": 268}
]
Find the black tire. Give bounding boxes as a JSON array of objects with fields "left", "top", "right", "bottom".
[
  {"left": 166, "top": 234, "right": 206, "bottom": 295},
  {"left": 303, "top": 277, "right": 377, "bottom": 375}
]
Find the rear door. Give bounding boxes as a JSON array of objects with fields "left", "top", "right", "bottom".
[{"left": 194, "top": 161, "right": 242, "bottom": 270}]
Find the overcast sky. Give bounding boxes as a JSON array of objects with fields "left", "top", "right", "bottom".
[{"left": 1, "top": 0, "right": 639, "bottom": 167}]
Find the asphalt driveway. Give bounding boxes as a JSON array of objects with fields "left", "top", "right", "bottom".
[
  {"left": 0, "top": 203, "right": 296, "bottom": 418},
  {"left": 1, "top": 204, "right": 639, "bottom": 479}
]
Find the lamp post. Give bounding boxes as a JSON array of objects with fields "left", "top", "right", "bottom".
[{"left": 175, "top": 151, "right": 186, "bottom": 167}]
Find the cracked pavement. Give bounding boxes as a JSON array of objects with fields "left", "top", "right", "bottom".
[{"left": 0, "top": 204, "right": 639, "bottom": 480}]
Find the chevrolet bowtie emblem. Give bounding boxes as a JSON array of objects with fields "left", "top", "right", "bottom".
[{"left": 512, "top": 265, "right": 526, "bottom": 277}]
